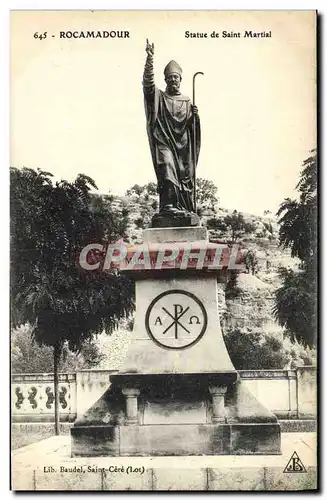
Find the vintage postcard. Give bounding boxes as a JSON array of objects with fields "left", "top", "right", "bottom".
[{"left": 10, "top": 10, "right": 317, "bottom": 491}]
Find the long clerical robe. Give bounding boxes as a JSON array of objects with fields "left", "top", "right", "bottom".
[{"left": 143, "top": 54, "right": 201, "bottom": 213}]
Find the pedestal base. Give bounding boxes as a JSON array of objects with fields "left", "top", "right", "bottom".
[
  {"left": 71, "top": 373, "right": 281, "bottom": 457},
  {"left": 151, "top": 211, "right": 200, "bottom": 228},
  {"left": 71, "top": 422, "right": 281, "bottom": 457}
]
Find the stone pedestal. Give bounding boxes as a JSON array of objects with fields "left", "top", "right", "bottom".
[
  {"left": 71, "top": 226, "right": 281, "bottom": 457},
  {"left": 151, "top": 211, "right": 200, "bottom": 228}
]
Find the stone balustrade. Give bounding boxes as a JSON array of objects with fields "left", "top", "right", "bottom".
[
  {"left": 11, "top": 373, "right": 77, "bottom": 422},
  {"left": 11, "top": 367, "right": 316, "bottom": 423}
]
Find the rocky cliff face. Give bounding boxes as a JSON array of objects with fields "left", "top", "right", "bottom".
[{"left": 222, "top": 274, "right": 277, "bottom": 333}]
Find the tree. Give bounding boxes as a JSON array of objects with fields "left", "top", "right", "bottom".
[
  {"left": 91, "top": 193, "right": 129, "bottom": 241},
  {"left": 277, "top": 150, "right": 317, "bottom": 266},
  {"left": 134, "top": 217, "right": 146, "bottom": 229},
  {"left": 125, "top": 182, "right": 158, "bottom": 198},
  {"left": 206, "top": 217, "right": 227, "bottom": 232},
  {"left": 11, "top": 324, "right": 106, "bottom": 373},
  {"left": 11, "top": 167, "right": 134, "bottom": 434},
  {"left": 151, "top": 199, "right": 158, "bottom": 211},
  {"left": 225, "top": 270, "right": 242, "bottom": 299},
  {"left": 274, "top": 267, "right": 316, "bottom": 346},
  {"left": 273, "top": 150, "right": 317, "bottom": 347},
  {"left": 263, "top": 221, "right": 273, "bottom": 235},
  {"left": 196, "top": 177, "right": 219, "bottom": 209},
  {"left": 125, "top": 184, "right": 144, "bottom": 197},
  {"left": 224, "top": 327, "right": 316, "bottom": 370},
  {"left": 126, "top": 178, "right": 219, "bottom": 213},
  {"left": 144, "top": 182, "right": 157, "bottom": 197},
  {"left": 224, "top": 211, "right": 256, "bottom": 242},
  {"left": 244, "top": 249, "right": 259, "bottom": 275},
  {"left": 224, "top": 328, "right": 290, "bottom": 369}
]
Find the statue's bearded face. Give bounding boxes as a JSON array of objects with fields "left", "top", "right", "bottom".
[{"left": 165, "top": 73, "right": 181, "bottom": 94}]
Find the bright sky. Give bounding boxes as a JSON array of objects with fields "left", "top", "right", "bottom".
[{"left": 10, "top": 10, "right": 316, "bottom": 215}]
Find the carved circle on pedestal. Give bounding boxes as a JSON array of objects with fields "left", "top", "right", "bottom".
[{"left": 145, "top": 289, "right": 207, "bottom": 350}]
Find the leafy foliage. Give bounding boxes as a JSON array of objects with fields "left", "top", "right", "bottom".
[
  {"left": 262, "top": 221, "right": 273, "bottom": 235},
  {"left": 125, "top": 178, "right": 219, "bottom": 212},
  {"left": 223, "top": 211, "right": 256, "bottom": 242},
  {"left": 125, "top": 182, "right": 157, "bottom": 198},
  {"left": 11, "top": 167, "right": 135, "bottom": 432},
  {"left": 10, "top": 167, "right": 134, "bottom": 353},
  {"left": 224, "top": 328, "right": 316, "bottom": 370},
  {"left": 125, "top": 184, "right": 144, "bottom": 197},
  {"left": 244, "top": 249, "right": 259, "bottom": 275},
  {"left": 206, "top": 217, "right": 227, "bottom": 232},
  {"left": 274, "top": 150, "right": 317, "bottom": 347},
  {"left": 195, "top": 177, "right": 219, "bottom": 209},
  {"left": 224, "top": 328, "right": 290, "bottom": 369},
  {"left": 277, "top": 150, "right": 317, "bottom": 265},
  {"left": 273, "top": 267, "right": 316, "bottom": 347},
  {"left": 225, "top": 270, "right": 242, "bottom": 299},
  {"left": 90, "top": 193, "right": 129, "bottom": 241},
  {"left": 134, "top": 217, "right": 146, "bottom": 229},
  {"left": 11, "top": 324, "right": 105, "bottom": 373}
]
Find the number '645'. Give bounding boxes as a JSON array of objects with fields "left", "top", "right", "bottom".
[{"left": 34, "top": 32, "right": 47, "bottom": 40}]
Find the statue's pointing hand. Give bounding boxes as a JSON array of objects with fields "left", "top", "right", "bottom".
[{"left": 146, "top": 38, "right": 155, "bottom": 56}]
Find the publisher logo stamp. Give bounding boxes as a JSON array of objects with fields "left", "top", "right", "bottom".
[{"left": 283, "top": 452, "right": 307, "bottom": 473}]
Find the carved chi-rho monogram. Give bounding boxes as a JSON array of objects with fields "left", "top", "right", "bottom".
[
  {"left": 146, "top": 290, "right": 207, "bottom": 350},
  {"left": 154, "top": 303, "right": 201, "bottom": 339}
]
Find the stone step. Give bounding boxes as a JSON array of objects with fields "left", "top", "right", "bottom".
[{"left": 279, "top": 420, "right": 316, "bottom": 433}]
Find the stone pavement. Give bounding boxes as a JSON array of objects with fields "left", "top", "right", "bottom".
[{"left": 11, "top": 432, "right": 317, "bottom": 491}]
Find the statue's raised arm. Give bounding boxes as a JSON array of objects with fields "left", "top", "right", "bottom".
[
  {"left": 145, "top": 38, "right": 154, "bottom": 56},
  {"left": 143, "top": 39, "right": 155, "bottom": 95}
]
